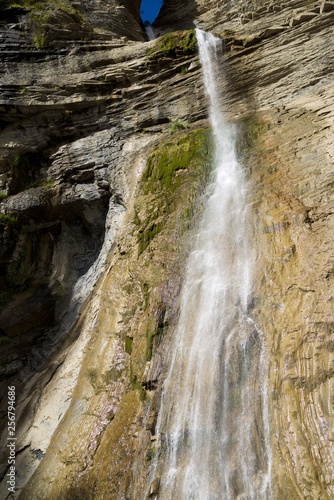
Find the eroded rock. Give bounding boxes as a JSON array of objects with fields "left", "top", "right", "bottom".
[{"left": 0, "top": 1, "right": 333, "bottom": 499}]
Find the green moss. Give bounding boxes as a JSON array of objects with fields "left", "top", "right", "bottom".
[
  {"left": 146, "top": 446, "right": 156, "bottom": 461},
  {"left": 125, "top": 336, "right": 133, "bottom": 355},
  {"left": 146, "top": 325, "right": 164, "bottom": 362},
  {"left": 29, "top": 178, "right": 55, "bottom": 188},
  {"left": 4, "top": 0, "right": 84, "bottom": 18},
  {"left": 87, "top": 368, "right": 98, "bottom": 388},
  {"left": 183, "top": 29, "right": 196, "bottom": 52},
  {"left": 133, "top": 209, "right": 141, "bottom": 226},
  {"left": 169, "top": 120, "right": 189, "bottom": 134},
  {"left": 30, "top": 10, "right": 51, "bottom": 47},
  {"left": 33, "top": 32, "right": 46, "bottom": 48},
  {"left": 1, "top": 0, "right": 85, "bottom": 46},
  {"left": 138, "top": 222, "right": 162, "bottom": 256},
  {"left": 146, "top": 47, "right": 154, "bottom": 57},
  {"left": 147, "top": 29, "right": 197, "bottom": 60},
  {"left": 143, "top": 130, "right": 210, "bottom": 191},
  {"left": 142, "top": 281, "right": 150, "bottom": 311},
  {"left": 127, "top": 128, "right": 213, "bottom": 373},
  {"left": 135, "top": 129, "right": 212, "bottom": 257},
  {"left": 0, "top": 191, "right": 8, "bottom": 201},
  {"left": 145, "top": 305, "right": 168, "bottom": 362},
  {"left": 0, "top": 213, "right": 17, "bottom": 225},
  {"left": 13, "top": 154, "right": 22, "bottom": 167},
  {"left": 146, "top": 327, "right": 154, "bottom": 362},
  {"left": 130, "top": 372, "right": 147, "bottom": 402},
  {"left": 102, "top": 367, "right": 121, "bottom": 385}
]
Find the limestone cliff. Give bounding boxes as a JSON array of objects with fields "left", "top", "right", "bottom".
[{"left": 0, "top": 1, "right": 333, "bottom": 499}]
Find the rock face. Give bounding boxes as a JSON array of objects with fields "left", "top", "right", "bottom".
[{"left": 0, "top": 0, "right": 333, "bottom": 499}]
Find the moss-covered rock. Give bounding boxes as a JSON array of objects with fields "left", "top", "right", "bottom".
[
  {"left": 19, "top": 127, "right": 214, "bottom": 499},
  {"left": 146, "top": 29, "right": 197, "bottom": 60},
  {"left": 111, "top": 128, "right": 212, "bottom": 495},
  {"left": 135, "top": 129, "right": 212, "bottom": 257}
]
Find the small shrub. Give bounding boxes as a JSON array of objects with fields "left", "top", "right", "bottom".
[
  {"left": 133, "top": 209, "right": 141, "bottom": 226},
  {"left": 183, "top": 29, "right": 196, "bottom": 53},
  {"left": 0, "top": 213, "right": 17, "bottom": 224},
  {"left": 169, "top": 120, "right": 189, "bottom": 134},
  {"left": 29, "top": 178, "right": 54, "bottom": 188},
  {"left": 13, "top": 154, "right": 23, "bottom": 167},
  {"left": 146, "top": 47, "right": 154, "bottom": 57},
  {"left": 87, "top": 368, "right": 98, "bottom": 388},
  {"left": 130, "top": 373, "right": 147, "bottom": 401},
  {"left": 102, "top": 367, "right": 121, "bottom": 384},
  {"left": 146, "top": 447, "right": 156, "bottom": 461},
  {"left": 33, "top": 32, "right": 46, "bottom": 48}
]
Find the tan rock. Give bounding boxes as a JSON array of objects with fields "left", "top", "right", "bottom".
[{"left": 0, "top": 1, "right": 333, "bottom": 498}]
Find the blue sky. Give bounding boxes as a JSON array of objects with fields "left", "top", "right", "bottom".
[{"left": 140, "top": 0, "right": 163, "bottom": 23}]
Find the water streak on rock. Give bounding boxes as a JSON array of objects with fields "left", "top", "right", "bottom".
[
  {"left": 145, "top": 24, "right": 157, "bottom": 40},
  {"left": 152, "top": 29, "right": 271, "bottom": 499}
]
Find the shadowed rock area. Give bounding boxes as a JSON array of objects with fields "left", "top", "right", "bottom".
[{"left": 0, "top": 0, "right": 333, "bottom": 498}]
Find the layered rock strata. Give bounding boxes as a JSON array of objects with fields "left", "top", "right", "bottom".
[{"left": 0, "top": 0, "right": 333, "bottom": 499}]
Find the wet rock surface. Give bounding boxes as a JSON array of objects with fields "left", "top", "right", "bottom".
[{"left": 0, "top": 0, "right": 333, "bottom": 498}]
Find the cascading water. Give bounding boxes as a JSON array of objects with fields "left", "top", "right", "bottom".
[
  {"left": 145, "top": 23, "right": 157, "bottom": 41},
  {"left": 150, "top": 29, "right": 271, "bottom": 499}
]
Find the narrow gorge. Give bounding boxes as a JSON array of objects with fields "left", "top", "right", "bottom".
[{"left": 0, "top": 1, "right": 333, "bottom": 499}]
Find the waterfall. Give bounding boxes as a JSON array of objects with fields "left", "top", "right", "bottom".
[
  {"left": 145, "top": 24, "right": 157, "bottom": 41},
  {"left": 151, "top": 29, "right": 271, "bottom": 499}
]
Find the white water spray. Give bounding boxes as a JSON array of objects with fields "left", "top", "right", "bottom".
[
  {"left": 145, "top": 24, "right": 157, "bottom": 41},
  {"left": 151, "top": 29, "right": 271, "bottom": 499}
]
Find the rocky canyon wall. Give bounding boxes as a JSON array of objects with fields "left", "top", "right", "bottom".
[{"left": 0, "top": 0, "right": 333, "bottom": 499}]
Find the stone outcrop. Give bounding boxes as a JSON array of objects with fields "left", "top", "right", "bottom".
[{"left": 0, "top": 0, "right": 333, "bottom": 499}]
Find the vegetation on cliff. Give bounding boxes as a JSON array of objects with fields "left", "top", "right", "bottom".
[
  {"left": 1, "top": 0, "right": 333, "bottom": 497},
  {"left": 16, "top": 128, "right": 214, "bottom": 498},
  {"left": 0, "top": 0, "right": 86, "bottom": 47},
  {"left": 146, "top": 29, "right": 197, "bottom": 59},
  {"left": 102, "top": 128, "right": 213, "bottom": 495},
  {"left": 0, "top": 0, "right": 80, "bottom": 14},
  {"left": 135, "top": 128, "right": 212, "bottom": 257}
]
